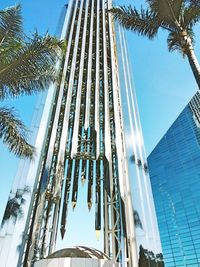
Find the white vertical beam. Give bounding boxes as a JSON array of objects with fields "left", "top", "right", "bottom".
[
  {"left": 95, "top": 0, "right": 100, "bottom": 159},
  {"left": 102, "top": 0, "right": 118, "bottom": 260},
  {"left": 70, "top": 0, "right": 90, "bottom": 157},
  {"left": 84, "top": 0, "right": 95, "bottom": 129},
  {"left": 107, "top": 0, "right": 124, "bottom": 198},
  {"left": 119, "top": 27, "right": 149, "bottom": 245},
  {"left": 107, "top": 3, "right": 127, "bottom": 262},
  {"left": 117, "top": 25, "right": 140, "bottom": 267},
  {"left": 121, "top": 29, "right": 159, "bottom": 252}
]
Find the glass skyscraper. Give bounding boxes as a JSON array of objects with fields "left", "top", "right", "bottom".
[
  {"left": 148, "top": 91, "right": 200, "bottom": 267},
  {"left": 0, "top": 1, "right": 162, "bottom": 266}
]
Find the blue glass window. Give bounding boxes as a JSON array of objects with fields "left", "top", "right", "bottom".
[{"left": 148, "top": 97, "right": 200, "bottom": 267}]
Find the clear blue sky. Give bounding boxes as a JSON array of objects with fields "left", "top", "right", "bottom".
[{"left": 0, "top": 0, "right": 199, "bottom": 250}]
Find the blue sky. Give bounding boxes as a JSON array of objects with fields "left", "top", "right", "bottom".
[{"left": 0, "top": 0, "right": 199, "bottom": 250}]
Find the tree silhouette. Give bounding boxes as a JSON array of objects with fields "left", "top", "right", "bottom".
[{"left": 111, "top": 0, "right": 200, "bottom": 90}]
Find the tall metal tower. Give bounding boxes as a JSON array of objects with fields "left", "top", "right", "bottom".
[{"left": 0, "top": 1, "right": 163, "bottom": 266}]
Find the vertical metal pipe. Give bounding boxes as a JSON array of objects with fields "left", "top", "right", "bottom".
[
  {"left": 71, "top": 160, "right": 80, "bottom": 209},
  {"left": 71, "top": 0, "right": 90, "bottom": 157},
  {"left": 95, "top": 0, "right": 100, "bottom": 159},
  {"left": 107, "top": 2, "right": 130, "bottom": 263},
  {"left": 81, "top": 159, "right": 86, "bottom": 184},
  {"left": 56, "top": 0, "right": 85, "bottom": 163},
  {"left": 87, "top": 160, "right": 93, "bottom": 210},
  {"left": 95, "top": 160, "right": 101, "bottom": 240},
  {"left": 84, "top": 0, "right": 95, "bottom": 129},
  {"left": 104, "top": 189, "right": 110, "bottom": 256},
  {"left": 60, "top": 159, "right": 72, "bottom": 239},
  {"left": 44, "top": 0, "right": 79, "bottom": 171},
  {"left": 48, "top": 201, "right": 60, "bottom": 254},
  {"left": 48, "top": 162, "right": 65, "bottom": 254},
  {"left": 107, "top": 0, "right": 124, "bottom": 197},
  {"left": 102, "top": 0, "right": 113, "bottom": 194}
]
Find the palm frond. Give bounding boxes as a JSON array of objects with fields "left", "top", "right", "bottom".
[
  {"left": 0, "top": 107, "right": 34, "bottom": 158},
  {"left": 0, "top": 33, "right": 62, "bottom": 100},
  {"left": 159, "top": 21, "right": 176, "bottom": 32},
  {"left": 147, "top": 0, "right": 184, "bottom": 24},
  {"left": 167, "top": 31, "right": 183, "bottom": 52},
  {"left": 110, "top": 6, "right": 159, "bottom": 39},
  {"left": 0, "top": 4, "right": 23, "bottom": 45},
  {"left": 167, "top": 29, "right": 194, "bottom": 55},
  {"left": 183, "top": 6, "right": 200, "bottom": 27}
]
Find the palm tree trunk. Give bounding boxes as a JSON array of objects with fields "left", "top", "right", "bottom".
[{"left": 186, "top": 43, "right": 200, "bottom": 90}]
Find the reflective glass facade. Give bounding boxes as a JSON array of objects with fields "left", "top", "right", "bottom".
[{"left": 148, "top": 92, "right": 200, "bottom": 267}]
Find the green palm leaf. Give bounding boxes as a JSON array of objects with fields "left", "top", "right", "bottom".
[
  {"left": 0, "top": 4, "right": 63, "bottom": 159},
  {"left": 147, "top": 0, "right": 184, "bottom": 23},
  {"left": 184, "top": 6, "right": 200, "bottom": 27},
  {"left": 0, "top": 33, "right": 62, "bottom": 100},
  {"left": 167, "top": 31, "right": 185, "bottom": 53},
  {"left": 110, "top": 6, "right": 159, "bottom": 39},
  {"left": 0, "top": 4, "right": 23, "bottom": 44},
  {"left": 0, "top": 107, "right": 34, "bottom": 158}
]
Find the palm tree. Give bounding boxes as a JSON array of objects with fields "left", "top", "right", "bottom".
[
  {"left": 110, "top": 0, "right": 200, "bottom": 89},
  {"left": 0, "top": 4, "right": 62, "bottom": 159}
]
